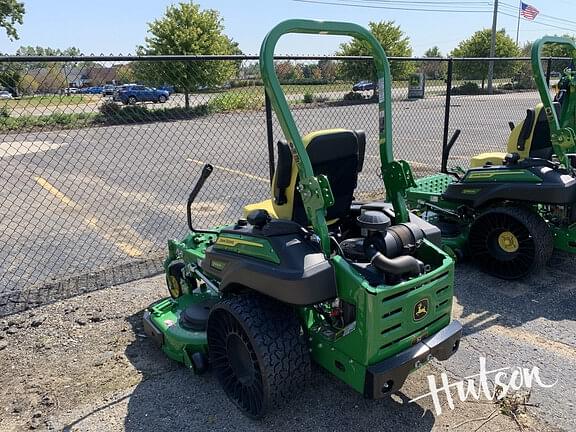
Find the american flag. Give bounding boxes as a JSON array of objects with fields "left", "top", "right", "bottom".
[{"left": 520, "top": 2, "right": 539, "bottom": 20}]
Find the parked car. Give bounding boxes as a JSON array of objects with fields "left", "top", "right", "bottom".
[
  {"left": 102, "top": 84, "right": 115, "bottom": 96},
  {"left": 113, "top": 85, "right": 169, "bottom": 105},
  {"left": 157, "top": 85, "right": 175, "bottom": 95},
  {"left": 0, "top": 90, "right": 13, "bottom": 99},
  {"left": 87, "top": 86, "right": 103, "bottom": 94},
  {"left": 352, "top": 80, "right": 375, "bottom": 91}
]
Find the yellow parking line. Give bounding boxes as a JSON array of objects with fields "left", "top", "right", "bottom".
[
  {"left": 34, "top": 176, "right": 77, "bottom": 207},
  {"left": 33, "top": 176, "right": 145, "bottom": 258},
  {"left": 187, "top": 159, "right": 269, "bottom": 183}
]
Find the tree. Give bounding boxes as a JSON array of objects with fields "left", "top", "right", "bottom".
[
  {"left": 115, "top": 63, "right": 135, "bottom": 84},
  {"left": 338, "top": 21, "right": 414, "bottom": 84},
  {"left": 135, "top": 2, "right": 239, "bottom": 108},
  {"left": 0, "top": 0, "right": 25, "bottom": 40},
  {"left": 421, "top": 46, "right": 446, "bottom": 80},
  {"left": 35, "top": 67, "right": 67, "bottom": 93},
  {"left": 0, "top": 63, "right": 21, "bottom": 96},
  {"left": 16, "top": 46, "right": 82, "bottom": 57},
  {"left": 450, "top": 29, "right": 520, "bottom": 88},
  {"left": 522, "top": 35, "right": 576, "bottom": 74},
  {"left": 318, "top": 59, "right": 339, "bottom": 81},
  {"left": 18, "top": 73, "right": 39, "bottom": 95}
]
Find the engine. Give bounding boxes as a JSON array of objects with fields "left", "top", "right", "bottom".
[{"left": 339, "top": 207, "right": 428, "bottom": 282}]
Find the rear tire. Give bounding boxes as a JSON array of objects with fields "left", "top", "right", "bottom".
[
  {"left": 469, "top": 206, "right": 553, "bottom": 279},
  {"left": 127, "top": 96, "right": 137, "bottom": 105},
  {"left": 207, "top": 294, "right": 311, "bottom": 418},
  {"left": 158, "top": 95, "right": 167, "bottom": 103}
]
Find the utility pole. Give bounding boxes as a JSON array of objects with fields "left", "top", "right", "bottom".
[
  {"left": 487, "top": 0, "right": 498, "bottom": 94},
  {"left": 515, "top": 0, "right": 521, "bottom": 45}
]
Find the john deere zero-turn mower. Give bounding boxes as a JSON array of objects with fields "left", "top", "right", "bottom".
[
  {"left": 406, "top": 36, "right": 576, "bottom": 279},
  {"left": 143, "top": 19, "right": 462, "bottom": 418}
]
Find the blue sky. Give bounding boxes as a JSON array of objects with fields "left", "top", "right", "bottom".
[{"left": 0, "top": 0, "right": 575, "bottom": 56}]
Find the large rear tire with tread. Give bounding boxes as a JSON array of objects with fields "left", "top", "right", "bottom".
[
  {"left": 469, "top": 206, "right": 553, "bottom": 279},
  {"left": 207, "top": 294, "right": 311, "bottom": 418}
]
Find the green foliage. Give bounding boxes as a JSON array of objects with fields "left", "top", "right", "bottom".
[
  {"left": 99, "top": 100, "right": 122, "bottom": 117},
  {"left": 450, "top": 29, "right": 521, "bottom": 86},
  {"left": 208, "top": 92, "right": 261, "bottom": 112},
  {"left": 318, "top": 59, "right": 341, "bottom": 81},
  {"left": 522, "top": 35, "right": 576, "bottom": 74},
  {"left": 0, "top": 0, "right": 24, "bottom": 40},
  {"left": 0, "top": 66, "right": 21, "bottom": 96},
  {"left": 18, "top": 74, "right": 39, "bottom": 95},
  {"left": 450, "top": 81, "right": 502, "bottom": 95},
  {"left": 15, "top": 46, "right": 82, "bottom": 56},
  {"left": 421, "top": 46, "right": 446, "bottom": 80},
  {"left": 303, "top": 91, "right": 314, "bottom": 103},
  {"left": 0, "top": 111, "right": 95, "bottom": 131},
  {"left": 338, "top": 21, "right": 414, "bottom": 81},
  {"left": 134, "top": 2, "right": 239, "bottom": 108},
  {"left": 0, "top": 105, "right": 9, "bottom": 118}
]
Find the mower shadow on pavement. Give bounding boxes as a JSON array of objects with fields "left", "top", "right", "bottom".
[
  {"left": 122, "top": 310, "right": 437, "bottom": 432},
  {"left": 453, "top": 251, "right": 576, "bottom": 336}
]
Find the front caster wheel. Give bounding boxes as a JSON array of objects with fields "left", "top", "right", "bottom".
[
  {"left": 207, "top": 294, "right": 310, "bottom": 418},
  {"left": 469, "top": 206, "right": 553, "bottom": 279}
]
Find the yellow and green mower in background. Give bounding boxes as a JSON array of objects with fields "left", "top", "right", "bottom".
[{"left": 406, "top": 36, "right": 576, "bottom": 279}]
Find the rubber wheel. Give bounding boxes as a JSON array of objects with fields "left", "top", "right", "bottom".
[
  {"left": 207, "top": 294, "right": 311, "bottom": 418},
  {"left": 166, "top": 260, "right": 196, "bottom": 298},
  {"left": 158, "top": 95, "right": 167, "bottom": 103},
  {"left": 468, "top": 206, "right": 553, "bottom": 279},
  {"left": 128, "top": 96, "right": 137, "bottom": 105}
]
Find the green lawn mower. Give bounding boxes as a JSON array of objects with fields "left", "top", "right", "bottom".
[
  {"left": 143, "top": 19, "right": 462, "bottom": 418},
  {"left": 406, "top": 36, "right": 576, "bottom": 280}
]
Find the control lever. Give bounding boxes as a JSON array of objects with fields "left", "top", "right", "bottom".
[{"left": 187, "top": 164, "right": 218, "bottom": 234}]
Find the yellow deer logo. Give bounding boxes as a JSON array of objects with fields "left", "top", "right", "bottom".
[{"left": 414, "top": 298, "right": 429, "bottom": 321}]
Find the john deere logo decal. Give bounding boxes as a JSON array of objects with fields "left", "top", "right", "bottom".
[{"left": 414, "top": 298, "right": 429, "bottom": 321}]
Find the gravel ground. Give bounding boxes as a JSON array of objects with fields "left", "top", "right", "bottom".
[{"left": 0, "top": 274, "right": 565, "bottom": 432}]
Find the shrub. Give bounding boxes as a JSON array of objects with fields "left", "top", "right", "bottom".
[
  {"left": 0, "top": 105, "right": 9, "bottom": 119},
  {"left": 451, "top": 81, "right": 480, "bottom": 95},
  {"left": 303, "top": 91, "right": 314, "bottom": 103},
  {"left": 343, "top": 91, "right": 363, "bottom": 101},
  {"left": 98, "top": 101, "right": 122, "bottom": 117},
  {"left": 209, "top": 92, "right": 261, "bottom": 112}
]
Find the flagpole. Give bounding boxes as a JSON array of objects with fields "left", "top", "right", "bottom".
[{"left": 516, "top": 0, "right": 521, "bottom": 45}]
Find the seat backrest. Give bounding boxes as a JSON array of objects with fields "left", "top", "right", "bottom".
[
  {"left": 506, "top": 102, "right": 559, "bottom": 160},
  {"left": 271, "top": 129, "right": 366, "bottom": 225}
]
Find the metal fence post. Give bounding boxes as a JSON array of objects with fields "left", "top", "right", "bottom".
[
  {"left": 441, "top": 58, "right": 453, "bottom": 174},
  {"left": 546, "top": 57, "right": 552, "bottom": 87},
  {"left": 264, "top": 90, "right": 275, "bottom": 184}
]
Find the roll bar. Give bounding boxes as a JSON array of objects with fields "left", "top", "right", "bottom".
[
  {"left": 532, "top": 36, "right": 576, "bottom": 170},
  {"left": 259, "top": 19, "right": 411, "bottom": 255}
]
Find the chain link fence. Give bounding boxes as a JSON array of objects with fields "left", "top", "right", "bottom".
[{"left": 0, "top": 55, "right": 558, "bottom": 314}]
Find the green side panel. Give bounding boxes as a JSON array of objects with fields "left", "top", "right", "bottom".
[
  {"left": 551, "top": 224, "right": 576, "bottom": 253},
  {"left": 462, "top": 169, "right": 542, "bottom": 183},
  {"left": 308, "top": 241, "right": 454, "bottom": 394},
  {"left": 147, "top": 294, "right": 216, "bottom": 364},
  {"left": 213, "top": 233, "right": 280, "bottom": 264}
]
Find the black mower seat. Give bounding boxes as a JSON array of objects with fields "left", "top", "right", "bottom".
[
  {"left": 243, "top": 129, "right": 366, "bottom": 226},
  {"left": 470, "top": 102, "right": 560, "bottom": 167}
]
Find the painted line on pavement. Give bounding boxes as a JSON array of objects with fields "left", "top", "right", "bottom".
[
  {"left": 187, "top": 158, "right": 269, "bottom": 183},
  {"left": 32, "top": 176, "right": 147, "bottom": 257}
]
